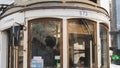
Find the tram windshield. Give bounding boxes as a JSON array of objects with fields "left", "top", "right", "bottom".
[{"left": 30, "top": 19, "right": 62, "bottom": 68}]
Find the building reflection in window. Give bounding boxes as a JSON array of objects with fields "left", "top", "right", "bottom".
[
  {"left": 100, "top": 24, "right": 108, "bottom": 68},
  {"left": 30, "top": 19, "right": 62, "bottom": 68}
]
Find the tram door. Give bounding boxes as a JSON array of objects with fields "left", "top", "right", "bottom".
[{"left": 68, "top": 19, "right": 95, "bottom": 68}]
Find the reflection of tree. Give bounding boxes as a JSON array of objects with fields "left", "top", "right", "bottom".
[
  {"left": 30, "top": 20, "right": 60, "bottom": 67},
  {"left": 31, "top": 21, "right": 59, "bottom": 45},
  {"left": 31, "top": 23, "right": 48, "bottom": 45}
]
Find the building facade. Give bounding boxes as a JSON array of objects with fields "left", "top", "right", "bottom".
[
  {"left": 110, "top": 0, "right": 120, "bottom": 65},
  {"left": 0, "top": 0, "right": 111, "bottom": 68},
  {"left": 111, "top": 0, "right": 120, "bottom": 49}
]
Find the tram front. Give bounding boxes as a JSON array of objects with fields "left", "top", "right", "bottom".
[{"left": 0, "top": 0, "right": 110, "bottom": 68}]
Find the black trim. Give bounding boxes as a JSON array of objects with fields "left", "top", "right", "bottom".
[{"left": 90, "top": 0, "right": 97, "bottom": 3}]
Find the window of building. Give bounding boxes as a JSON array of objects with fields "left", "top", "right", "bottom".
[
  {"left": 29, "top": 18, "right": 63, "bottom": 68},
  {"left": 100, "top": 24, "right": 109, "bottom": 68}
]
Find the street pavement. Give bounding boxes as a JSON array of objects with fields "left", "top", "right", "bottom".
[{"left": 110, "top": 63, "right": 120, "bottom": 68}]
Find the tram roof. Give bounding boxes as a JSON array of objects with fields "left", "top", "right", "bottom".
[{"left": 0, "top": 0, "right": 109, "bottom": 19}]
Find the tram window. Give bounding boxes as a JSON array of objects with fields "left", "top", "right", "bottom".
[
  {"left": 30, "top": 19, "right": 62, "bottom": 68},
  {"left": 68, "top": 19, "right": 95, "bottom": 68},
  {"left": 7, "top": 27, "right": 24, "bottom": 68},
  {"left": 100, "top": 24, "right": 108, "bottom": 68},
  {"left": 18, "top": 30, "right": 24, "bottom": 68}
]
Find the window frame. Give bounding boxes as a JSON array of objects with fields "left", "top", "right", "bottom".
[
  {"left": 100, "top": 23, "right": 110, "bottom": 68},
  {"left": 27, "top": 18, "right": 63, "bottom": 68},
  {"left": 67, "top": 18, "right": 97, "bottom": 68}
]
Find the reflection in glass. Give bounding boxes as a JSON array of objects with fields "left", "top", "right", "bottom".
[
  {"left": 30, "top": 19, "right": 61, "bottom": 68},
  {"left": 100, "top": 25, "right": 108, "bottom": 68},
  {"left": 18, "top": 30, "right": 24, "bottom": 68},
  {"left": 68, "top": 19, "right": 95, "bottom": 68}
]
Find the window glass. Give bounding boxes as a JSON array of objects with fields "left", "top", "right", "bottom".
[
  {"left": 68, "top": 19, "right": 95, "bottom": 68},
  {"left": 30, "top": 19, "right": 62, "bottom": 68},
  {"left": 100, "top": 25, "right": 108, "bottom": 68},
  {"left": 18, "top": 30, "right": 24, "bottom": 68},
  {"left": 7, "top": 27, "right": 23, "bottom": 68}
]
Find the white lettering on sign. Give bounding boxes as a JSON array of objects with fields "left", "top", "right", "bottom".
[{"left": 80, "top": 10, "right": 88, "bottom": 16}]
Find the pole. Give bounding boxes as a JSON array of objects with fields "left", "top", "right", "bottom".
[
  {"left": 12, "top": 24, "right": 16, "bottom": 68},
  {"left": 90, "top": 40, "right": 93, "bottom": 68}
]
